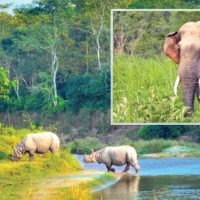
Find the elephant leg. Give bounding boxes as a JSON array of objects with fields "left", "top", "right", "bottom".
[
  {"left": 123, "top": 163, "right": 130, "bottom": 172},
  {"left": 29, "top": 150, "right": 34, "bottom": 161},
  {"left": 182, "top": 80, "right": 196, "bottom": 114}
]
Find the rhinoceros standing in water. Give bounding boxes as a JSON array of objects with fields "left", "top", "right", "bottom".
[
  {"left": 84, "top": 145, "right": 140, "bottom": 173},
  {"left": 11, "top": 132, "right": 60, "bottom": 162}
]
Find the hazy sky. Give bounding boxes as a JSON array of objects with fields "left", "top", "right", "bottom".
[
  {"left": 1, "top": 0, "right": 33, "bottom": 5},
  {"left": 0, "top": 0, "right": 34, "bottom": 14}
]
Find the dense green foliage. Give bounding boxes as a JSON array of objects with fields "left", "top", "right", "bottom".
[
  {"left": 139, "top": 125, "right": 191, "bottom": 140},
  {"left": 0, "top": 67, "right": 17, "bottom": 100},
  {"left": 129, "top": 0, "right": 200, "bottom": 9}
]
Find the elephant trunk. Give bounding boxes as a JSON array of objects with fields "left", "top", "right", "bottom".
[{"left": 181, "top": 79, "right": 196, "bottom": 113}]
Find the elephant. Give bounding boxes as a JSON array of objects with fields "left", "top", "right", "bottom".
[
  {"left": 164, "top": 21, "right": 200, "bottom": 114},
  {"left": 84, "top": 145, "right": 140, "bottom": 173},
  {"left": 11, "top": 132, "right": 60, "bottom": 161}
]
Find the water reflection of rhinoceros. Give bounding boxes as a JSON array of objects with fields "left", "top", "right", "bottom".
[{"left": 95, "top": 175, "right": 140, "bottom": 200}]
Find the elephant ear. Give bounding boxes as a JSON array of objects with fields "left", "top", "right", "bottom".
[{"left": 164, "top": 31, "right": 180, "bottom": 64}]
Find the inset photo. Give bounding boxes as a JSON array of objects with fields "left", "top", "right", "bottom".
[{"left": 111, "top": 10, "right": 200, "bottom": 124}]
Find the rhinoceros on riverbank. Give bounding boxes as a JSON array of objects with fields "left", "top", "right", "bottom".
[
  {"left": 84, "top": 145, "right": 140, "bottom": 173},
  {"left": 11, "top": 132, "right": 60, "bottom": 162}
]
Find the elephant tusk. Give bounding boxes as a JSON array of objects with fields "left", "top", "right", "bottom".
[{"left": 174, "top": 75, "right": 180, "bottom": 96}]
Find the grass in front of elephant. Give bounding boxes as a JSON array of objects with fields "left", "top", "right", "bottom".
[
  {"left": 0, "top": 126, "right": 82, "bottom": 200},
  {"left": 113, "top": 55, "right": 200, "bottom": 123}
]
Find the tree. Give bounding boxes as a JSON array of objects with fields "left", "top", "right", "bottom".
[
  {"left": 12, "top": 0, "right": 75, "bottom": 106},
  {"left": 0, "top": 67, "right": 17, "bottom": 100}
]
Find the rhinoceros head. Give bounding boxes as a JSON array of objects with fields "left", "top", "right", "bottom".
[
  {"left": 84, "top": 152, "right": 97, "bottom": 163},
  {"left": 11, "top": 145, "right": 23, "bottom": 162}
]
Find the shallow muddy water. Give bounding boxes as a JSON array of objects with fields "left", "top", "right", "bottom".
[{"left": 74, "top": 155, "right": 200, "bottom": 200}]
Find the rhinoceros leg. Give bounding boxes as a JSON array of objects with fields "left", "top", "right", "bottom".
[
  {"left": 132, "top": 163, "right": 140, "bottom": 173},
  {"left": 106, "top": 164, "right": 115, "bottom": 172},
  {"left": 110, "top": 168, "right": 115, "bottom": 172},
  {"left": 123, "top": 163, "right": 130, "bottom": 172},
  {"left": 106, "top": 165, "right": 111, "bottom": 172},
  {"left": 29, "top": 151, "right": 34, "bottom": 161}
]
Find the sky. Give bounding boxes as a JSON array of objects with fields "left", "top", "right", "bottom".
[{"left": 0, "top": 0, "right": 34, "bottom": 15}]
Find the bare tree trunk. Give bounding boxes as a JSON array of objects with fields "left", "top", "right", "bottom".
[
  {"left": 13, "top": 83, "right": 20, "bottom": 99},
  {"left": 96, "top": 17, "right": 103, "bottom": 70},
  {"left": 51, "top": 46, "right": 58, "bottom": 106}
]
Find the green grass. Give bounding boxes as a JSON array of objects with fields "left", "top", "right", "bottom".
[
  {"left": 52, "top": 173, "right": 115, "bottom": 200},
  {"left": 0, "top": 126, "right": 82, "bottom": 200},
  {"left": 113, "top": 55, "right": 200, "bottom": 123},
  {"left": 118, "top": 137, "right": 200, "bottom": 156}
]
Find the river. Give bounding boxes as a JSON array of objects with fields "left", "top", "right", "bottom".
[{"left": 74, "top": 155, "right": 200, "bottom": 200}]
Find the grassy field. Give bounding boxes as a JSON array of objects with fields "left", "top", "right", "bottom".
[{"left": 113, "top": 55, "right": 200, "bottom": 123}]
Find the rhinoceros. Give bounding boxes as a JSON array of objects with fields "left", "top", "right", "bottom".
[
  {"left": 84, "top": 145, "right": 140, "bottom": 173},
  {"left": 11, "top": 132, "right": 60, "bottom": 162}
]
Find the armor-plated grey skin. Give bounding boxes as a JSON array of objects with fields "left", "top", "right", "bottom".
[
  {"left": 84, "top": 145, "right": 140, "bottom": 173},
  {"left": 11, "top": 132, "right": 60, "bottom": 162},
  {"left": 164, "top": 21, "right": 200, "bottom": 115}
]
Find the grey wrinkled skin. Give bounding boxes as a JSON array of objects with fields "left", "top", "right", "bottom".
[
  {"left": 84, "top": 145, "right": 140, "bottom": 173},
  {"left": 164, "top": 21, "right": 200, "bottom": 114},
  {"left": 11, "top": 132, "right": 60, "bottom": 162}
]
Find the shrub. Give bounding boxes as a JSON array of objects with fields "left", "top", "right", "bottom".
[
  {"left": 68, "top": 137, "right": 106, "bottom": 154},
  {"left": 139, "top": 125, "right": 191, "bottom": 140}
]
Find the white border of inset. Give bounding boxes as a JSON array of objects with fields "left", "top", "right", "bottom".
[{"left": 111, "top": 9, "right": 200, "bottom": 125}]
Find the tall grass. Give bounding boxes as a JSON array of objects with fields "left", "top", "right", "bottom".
[{"left": 113, "top": 56, "right": 200, "bottom": 123}]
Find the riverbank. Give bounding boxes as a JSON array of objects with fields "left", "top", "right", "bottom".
[{"left": 29, "top": 170, "right": 115, "bottom": 200}]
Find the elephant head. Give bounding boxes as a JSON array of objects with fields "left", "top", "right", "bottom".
[{"left": 164, "top": 21, "right": 200, "bottom": 113}]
